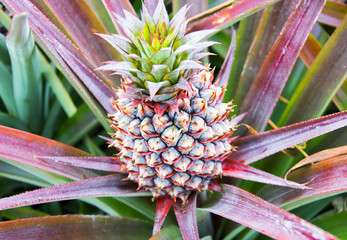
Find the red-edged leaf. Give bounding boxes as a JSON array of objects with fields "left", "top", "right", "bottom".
[
  {"left": 239, "top": 0, "right": 326, "bottom": 132},
  {"left": 0, "top": 215, "right": 152, "bottom": 240},
  {"left": 233, "top": 0, "right": 298, "bottom": 109},
  {"left": 173, "top": 193, "right": 199, "bottom": 240},
  {"left": 187, "top": 0, "right": 279, "bottom": 32},
  {"left": 46, "top": 34, "right": 116, "bottom": 114},
  {"left": 228, "top": 111, "right": 347, "bottom": 164},
  {"left": 38, "top": 156, "right": 126, "bottom": 173},
  {"left": 153, "top": 197, "right": 174, "bottom": 235},
  {"left": 1, "top": 0, "right": 111, "bottom": 130},
  {"left": 261, "top": 146, "right": 347, "bottom": 210},
  {"left": 222, "top": 159, "right": 309, "bottom": 189},
  {"left": 216, "top": 27, "right": 236, "bottom": 87},
  {"left": 0, "top": 174, "right": 148, "bottom": 211},
  {"left": 201, "top": 184, "right": 338, "bottom": 240},
  {"left": 279, "top": 14, "right": 347, "bottom": 125},
  {"left": 0, "top": 125, "right": 96, "bottom": 180},
  {"left": 43, "top": 0, "right": 120, "bottom": 66},
  {"left": 318, "top": 1, "right": 347, "bottom": 27}
]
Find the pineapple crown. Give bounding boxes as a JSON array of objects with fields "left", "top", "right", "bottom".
[{"left": 97, "top": 0, "right": 218, "bottom": 102}]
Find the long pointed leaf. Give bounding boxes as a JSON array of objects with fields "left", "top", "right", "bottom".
[
  {"left": 0, "top": 125, "right": 96, "bottom": 180},
  {"left": 153, "top": 197, "right": 174, "bottom": 235},
  {"left": 0, "top": 215, "right": 152, "bottom": 240},
  {"left": 39, "top": 156, "right": 126, "bottom": 173},
  {"left": 222, "top": 159, "right": 308, "bottom": 189},
  {"left": 173, "top": 193, "right": 199, "bottom": 240},
  {"left": 187, "top": 0, "right": 280, "bottom": 32},
  {"left": 216, "top": 27, "right": 236, "bottom": 87},
  {"left": 279, "top": 13, "right": 347, "bottom": 126},
  {"left": 201, "top": 184, "right": 338, "bottom": 240},
  {"left": 233, "top": 0, "right": 298, "bottom": 109},
  {"left": 228, "top": 111, "right": 347, "bottom": 164},
  {"left": 0, "top": 174, "right": 148, "bottom": 211},
  {"left": 1, "top": 0, "right": 112, "bottom": 131},
  {"left": 6, "top": 13, "right": 42, "bottom": 133},
  {"left": 239, "top": 0, "right": 326, "bottom": 132},
  {"left": 43, "top": 0, "right": 121, "bottom": 66},
  {"left": 260, "top": 146, "right": 347, "bottom": 210},
  {"left": 46, "top": 34, "right": 116, "bottom": 114},
  {"left": 318, "top": 1, "right": 347, "bottom": 27}
]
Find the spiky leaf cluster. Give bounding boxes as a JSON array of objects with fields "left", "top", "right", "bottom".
[{"left": 98, "top": 1, "right": 217, "bottom": 102}]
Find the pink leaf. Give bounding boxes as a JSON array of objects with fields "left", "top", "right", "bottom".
[
  {"left": 173, "top": 193, "right": 199, "bottom": 240},
  {"left": 0, "top": 126, "right": 96, "bottom": 180},
  {"left": 216, "top": 27, "right": 236, "bottom": 88},
  {"left": 38, "top": 156, "right": 126, "bottom": 173},
  {"left": 0, "top": 174, "right": 148, "bottom": 211},
  {"left": 229, "top": 111, "right": 347, "bottom": 164},
  {"left": 261, "top": 146, "right": 347, "bottom": 209},
  {"left": 46, "top": 34, "right": 116, "bottom": 114},
  {"left": 239, "top": 0, "right": 326, "bottom": 132},
  {"left": 153, "top": 197, "right": 174, "bottom": 235},
  {"left": 318, "top": 1, "right": 347, "bottom": 27},
  {"left": 222, "top": 159, "right": 309, "bottom": 189},
  {"left": 0, "top": 215, "right": 152, "bottom": 239},
  {"left": 202, "top": 184, "right": 338, "bottom": 240},
  {"left": 187, "top": 0, "right": 279, "bottom": 32}
]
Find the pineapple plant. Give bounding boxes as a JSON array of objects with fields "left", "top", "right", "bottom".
[
  {"left": 99, "top": 2, "right": 235, "bottom": 202},
  {"left": 0, "top": 0, "right": 346, "bottom": 239}
]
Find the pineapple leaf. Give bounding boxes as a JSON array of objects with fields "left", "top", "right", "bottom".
[
  {"left": 318, "top": 1, "right": 347, "bottom": 27},
  {"left": 299, "top": 33, "right": 322, "bottom": 67},
  {"left": 49, "top": 36, "right": 116, "bottom": 115},
  {"left": 222, "top": 159, "right": 309, "bottom": 189},
  {"left": 1, "top": 0, "right": 114, "bottom": 132},
  {"left": 216, "top": 27, "right": 236, "bottom": 87},
  {"left": 6, "top": 13, "right": 43, "bottom": 134},
  {"left": 0, "top": 125, "right": 97, "bottom": 180},
  {"left": 239, "top": 0, "right": 326, "bottom": 133},
  {"left": 143, "top": 0, "right": 160, "bottom": 16},
  {"left": 279, "top": 14, "right": 347, "bottom": 126},
  {"left": 260, "top": 146, "right": 347, "bottom": 211},
  {"left": 233, "top": 0, "right": 299, "bottom": 110},
  {"left": 43, "top": 0, "right": 122, "bottom": 66},
  {"left": 313, "top": 211, "right": 347, "bottom": 239},
  {"left": 201, "top": 184, "right": 338, "bottom": 240},
  {"left": 174, "top": 192, "right": 199, "bottom": 240},
  {"left": 38, "top": 156, "right": 126, "bottom": 173},
  {"left": 187, "top": 0, "right": 280, "bottom": 32},
  {"left": 153, "top": 197, "right": 174, "bottom": 235},
  {"left": 0, "top": 215, "right": 152, "bottom": 240},
  {"left": 229, "top": 111, "right": 347, "bottom": 164},
  {"left": 0, "top": 174, "right": 150, "bottom": 212}
]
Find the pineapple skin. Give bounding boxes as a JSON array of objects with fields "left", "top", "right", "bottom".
[{"left": 109, "top": 70, "right": 235, "bottom": 202}]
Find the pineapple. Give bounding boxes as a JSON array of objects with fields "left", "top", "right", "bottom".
[{"left": 99, "top": 0, "right": 235, "bottom": 202}]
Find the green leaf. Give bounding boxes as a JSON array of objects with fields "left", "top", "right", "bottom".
[
  {"left": 56, "top": 104, "right": 99, "bottom": 145},
  {"left": 151, "top": 226, "right": 183, "bottom": 240},
  {"left": 223, "top": 12, "right": 262, "bottom": 102},
  {"left": 313, "top": 211, "right": 347, "bottom": 240},
  {"left": 6, "top": 13, "right": 43, "bottom": 133},
  {"left": 0, "top": 113, "right": 29, "bottom": 131},
  {"left": 40, "top": 54, "right": 77, "bottom": 117}
]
